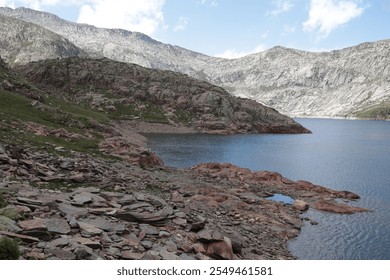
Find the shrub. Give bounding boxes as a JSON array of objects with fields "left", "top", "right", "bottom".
[
  {"left": 0, "top": 192, "right": 7, "bottom": 209},
  {"left": 0, "top": 237, "right": 20, "bottom": 260}
]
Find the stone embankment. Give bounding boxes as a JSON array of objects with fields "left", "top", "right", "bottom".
[{"left": 0, "top": 134, "right": 368, "bottom": 260}]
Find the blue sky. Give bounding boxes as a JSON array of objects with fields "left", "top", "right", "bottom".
[{"left": 1, "top": 0, "right": 390, "bottom": 58}]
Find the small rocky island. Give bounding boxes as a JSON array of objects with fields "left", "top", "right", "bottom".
[{"left": 0, "top": 56, "right": 367, "bottom": 260}]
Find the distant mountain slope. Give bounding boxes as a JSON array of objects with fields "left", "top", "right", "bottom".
[
  {"left": 1, "top": 7, "right": 389, "bottom": 119},
  {"left": 0, "top": 13, "right": 84, "bottom": 64},
  {"left": 0, "top": 7, "right": 214, "bottom": 74}
]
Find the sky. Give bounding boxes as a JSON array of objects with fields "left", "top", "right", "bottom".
[{"left": 1, "top": 0, "right": 390, "bottom": 58}]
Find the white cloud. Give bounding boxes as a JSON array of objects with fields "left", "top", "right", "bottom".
[
  {"left": 77, "top": 0, "right": 165, "bottom": 36},
  {"left": 303, "top": 0, "right": 365, "bottom": 38},
  {"left": 215, "top": 44, "right": 268, "bottom": 59},
  {"left": 1, "top": 0, "right": 166, "bottom": 36},
  {"left": 283, "top": 24, "right": 296, "bottom": 33},
  {"left": 197, "top": 0, "right": 218, "bottom": 7},
  {"left": 173, "top": 16, "right": 189, "bottom": 32},
  {"left": 261, "top": 31, "right": 269, "bottom": 39},
  {"left": 269, "top": 0, "right": 294, "bottom": 16},
  {"left": 0, "top": 0, "right": 15, "bottom": 8},
  {"left": 1, "top": 0, "right": 84, "bottom": 10}
]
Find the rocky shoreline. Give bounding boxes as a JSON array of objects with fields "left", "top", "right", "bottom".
[{"left": 0, "top": 121, "right": 369, "bottom": 260}]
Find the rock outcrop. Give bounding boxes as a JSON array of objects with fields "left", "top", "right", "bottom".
[{"left": 14, "top": 57, "right": 309, "bottom": 134}]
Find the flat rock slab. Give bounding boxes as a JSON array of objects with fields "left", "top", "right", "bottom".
[
  {"left": 46, "top": 218, "right": 71, "bottom": 234},
  {"left": 159, "top": 249, "right": 181, "bottom": 260},
  {"left": 115, "top": 206, "right": 174, "bottom": 224},
  {"left": 45, "top": 248, "right": 76, "bottom": 260},
  {"left": 73, "top": 187, "right": 100, "bottom": 194},
  {"left": 18, "top": 218, "right": 47, "bottom": 231},
  {"left": 72, "top": 236, "right": 101, "bottom": 249},
  {"left": 77, "top": 221, "right": 103, "bottom": 236},
  {"left": 58, "top": 203, "right": 88, "bottom": 217},
  {"left": 139, "top": 224, "right": 159, "bottom": 235},
  {"left": 173, "top": 217, "right": 187, "bottom": 226},
  {"left": 50, "top": 237, "right": 70, "bottom": 247},
  {"left": 125, "top": 202, "right": 152, "bottom": 211},
  {"left": 79, "top": 217, "right": 113, "bottom": 232},
  {"left": 0, "top": 230, "right": 40, "bottom": 242},
  {"left": 121, "top": 251, "right": 145, "bottom": 260},
  {"left": 16, "top": 197, "right": 43, "bottom": 206}
]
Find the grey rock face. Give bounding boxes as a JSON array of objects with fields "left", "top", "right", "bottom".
[
  {"left": 1, "top": 7, "right": 389, "bottom": 119},
  {"left": 0, "top": 13, "right": 84, "bottom": 65}
]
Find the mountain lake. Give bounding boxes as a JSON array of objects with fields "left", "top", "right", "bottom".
[{"left": 146, "top": 118, "right": 390, "bottom": 260}]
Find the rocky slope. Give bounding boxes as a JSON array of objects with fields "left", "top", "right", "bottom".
[
  {"left": 1, "top": 7, "right": 389, "bottom": 119},
  {"left": 13, "top": 57, "right": 309, "bottom": 134}
]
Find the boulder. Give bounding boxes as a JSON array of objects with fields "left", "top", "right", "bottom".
[
  {"left": 206, "top": 236, "right": 234, "bottom": 260},
  {"left": 73, "top": 192, "right": 93, "bottom": 205},
  {"left": 292, "top": 199, "right": 309, "bottom": 211}
]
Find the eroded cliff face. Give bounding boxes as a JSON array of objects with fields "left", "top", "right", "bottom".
[
  {"left": 14, "top": 57, "right": 309, "bottom": 134},
  {"left": 1, "top": 7, "right": 389, "bottom": 119}
]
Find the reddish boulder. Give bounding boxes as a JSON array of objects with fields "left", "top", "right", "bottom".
[{"left": 206, "top": 236, "right": 234, "bottom": 260}]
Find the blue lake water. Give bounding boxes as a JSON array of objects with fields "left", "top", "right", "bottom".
[{"left": 146, "top": 119, "right": 390, "bottom": 260}]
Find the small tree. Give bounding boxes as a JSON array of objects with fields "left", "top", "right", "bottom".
[{"left": 0, "top": 237, "right": 20, "bottom": 260}]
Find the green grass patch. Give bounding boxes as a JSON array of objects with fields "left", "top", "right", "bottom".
[
  {"left": 355, "top": 102, "right": 390, "bottom": 120},
  {"left": 0, "top": 89, "right": 113, "bottom": 157},
  {"left": 140, "top": 104, "right": 168, "bottom": 124},
  {"left": 0, "top": 89, "right": 110, "bottom": 129},
  {"left": 107, "top": 103, "right": 168, "bottom": 124},
  {"left": 0, "top": 122, "right": 105, "bottom": 160},
  {"left": 176, "top": 109, "right": 194, "bottom": 124},
  {"left": 107, "top": 103, "right": 140, "bottom": 120},
  {"left": 0, "top": 89, "right": 58, "bottom": 127},
  {"left": 47, "top": 97, "right": 110, "bottom": 125}
]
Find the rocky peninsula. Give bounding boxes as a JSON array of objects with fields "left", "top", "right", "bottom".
[{"left": 0, "top": 56, "right": 368, "bottom": 260}]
